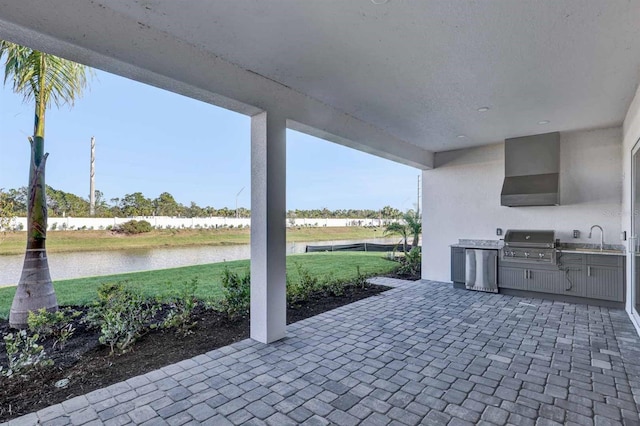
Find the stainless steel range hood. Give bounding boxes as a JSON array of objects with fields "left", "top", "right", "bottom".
[{"left": 501, "top": 132, "right": 560, "bottom": 207}]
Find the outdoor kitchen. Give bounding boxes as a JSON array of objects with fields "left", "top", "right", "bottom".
[
  {"left": 450, "top": 229, "right": 626, "bottom": 307},
  {"left": 423, "top": 126, "right": 632, "bottom": 310}
]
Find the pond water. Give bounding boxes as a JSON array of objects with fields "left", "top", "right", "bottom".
[{"left": 0, "top": 237, "right": 400, "bottom": 286}]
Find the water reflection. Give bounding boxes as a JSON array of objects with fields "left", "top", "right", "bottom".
[{"left": 0, "top": 238, "right": 399, "bottom": 286}]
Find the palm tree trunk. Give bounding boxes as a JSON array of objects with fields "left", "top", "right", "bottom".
[
  {"left": 9, "top": 64, "right": 58, "bottom": 328},
  {"left": 10, "top": 136, "right": 57, "bottom": 328}
]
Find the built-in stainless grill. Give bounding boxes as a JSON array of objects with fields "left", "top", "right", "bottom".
[{"left": 501, "top": 229, "right": 557, "bottom": 264}]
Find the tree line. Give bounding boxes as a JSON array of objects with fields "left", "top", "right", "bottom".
[{"left": 0, "top": 186, "right": 407, "bottom": 219}]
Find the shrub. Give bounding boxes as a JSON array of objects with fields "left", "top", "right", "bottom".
[
  {"left": 114, "top": 220, "right": 153, "bottom": 235},
  {"left": 87, "top": 282, "right": 160, "bottom": 354},
  {"left": 321, "top": 277, "right": 345, "bottom": 297},
  {"left": 162, "top": 278, "right": 199, "bottom": 336},
  {"left": 27, "top": 308, "right": 81, "bottom": 349},
  {"left": 219, "top": 267, "right": 250, "bottom": 319},
  {"left": 355, "top": 266, "right": 368, "bottom": 289},
  {"left": 398, "top": 247, "right": 421, "bottom": 277},
  {"left": 0, "top": 330, "right": 52, "bottom": 378},
  {"left": 287, "top": 263, "right": 319, "bottom": 304}
]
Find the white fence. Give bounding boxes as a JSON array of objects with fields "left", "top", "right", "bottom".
[{"left": 5, "top": 216, "right": 394, "bottom": 231}]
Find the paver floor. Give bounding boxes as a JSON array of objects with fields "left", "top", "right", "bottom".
[{"left": 5, "top": 278, "right": 640, "bottom": 425}]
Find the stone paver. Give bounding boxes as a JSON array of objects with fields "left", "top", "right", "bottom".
[{"left": 5, "top": 278, "right": 640, "bottom": 425}]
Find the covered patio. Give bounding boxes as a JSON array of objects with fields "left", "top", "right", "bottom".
[
  {"left": 9, "top": 278, "right": 640, "bottom": 425},
  {"left": 1, "top": 0, "right": 640, "bottom": 341},
  {"left": 2, "top": 2, "right": 640, "bottom": 424}
]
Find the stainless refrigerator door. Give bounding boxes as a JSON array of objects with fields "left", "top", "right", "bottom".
[{"left": 465, "top": 249, "right": 498, "bottom": 293}]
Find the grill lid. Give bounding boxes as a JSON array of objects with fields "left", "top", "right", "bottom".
[{"left": 504, "top": 230, "right": 555, "bottom": 247}]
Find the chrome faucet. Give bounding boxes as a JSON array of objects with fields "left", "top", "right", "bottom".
[{"left": 589, "top": 225, "right": 604, "bottom": 251}]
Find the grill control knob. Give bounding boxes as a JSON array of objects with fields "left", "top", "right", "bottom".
[
  {"left": 524, "top": 252, "right": 530, "bottom": 258},
  {"left": 538, "top": 253, "right": 545, "bottom": 259}
]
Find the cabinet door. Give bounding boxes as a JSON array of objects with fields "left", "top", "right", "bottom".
[
  {"left": 498, "top": 267, "right": 528, "bottom": 290},
  {"left": 586, "top": 266, "right": 624, "bottom": 302},
  {"left": 451, "top": 248, "right": 466, "bottom": 283},
  {"left": 527, "top": 269, "right": 564, "bottom": 294},
  {"left": 559, "top": 267, "right": 586, "bottom": 297}
]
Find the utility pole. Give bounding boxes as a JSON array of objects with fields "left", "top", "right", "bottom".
[
  {"left": 235, "top": 187, "right": 245, "bottom": 219},
  {"left": 416, "top": 174, "right": 421, "bottom": 217},
  {"left": 89, "top": 136, "right": 96, "bottom": 216}
]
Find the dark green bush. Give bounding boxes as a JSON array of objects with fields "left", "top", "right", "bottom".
[
  {"left": 115, "top": 220, "right": 153, "bottom": 235},
  {"left": 87, "top": 282, "right": 160, "bottom": 354},
  {"left": 27, "top": 308, "right": 81, "bottom": 349},
  {"left": 219, "top": 267, "right": 250, "bottom": 319},
  {"left": 355, "top": 266, "right": 368, "bottom": 289},
  {"left": 162, "top": 278, "right": 199, "bottom": 336},
  {"left": 0, "top": 330, "right": 52, "bottom": 378},
  {"left": 321, "top": 278, "right": 346, "bottom": 297},
  {"left": 287, "top": 263, "right": 319, "bottom": 304},
  {"left": 398, "top": 247, "right": 421, "bottom": 277}
]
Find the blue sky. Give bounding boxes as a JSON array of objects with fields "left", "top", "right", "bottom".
[{"left": 0, "top": 69, "right": 419, "bottom": 211}]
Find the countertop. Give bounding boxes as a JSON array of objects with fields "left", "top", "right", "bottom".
[
  {"left": 451, "top": 239, "right": 626, "bottom": 256},
  {"left": 450, "top": 243, "right": 501, "bottom": 249},
  {"left": 450, "top": 239, "right": 502, "bottom": 249},
  {"left": 557, "top": 248, "right": 625, "bottom": 256}
]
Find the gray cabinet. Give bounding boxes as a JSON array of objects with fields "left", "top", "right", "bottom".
[
  {"left": 561, "top": 266, "right": 586, "bottom": 298},
  {"left": 498, "top": 262, "right": 564, "bottom": 293},
  {"left": 585, "top": 264, "right": 624, "bottom": 302},
  {"left": 500, "top": 252, "right": 625, "bottom": 302},
  {"left": 527, "top": 268, "right": 564, "bottom": 294},
  {"left": 451, "top": 247, "right": 466, "bottom": 284},
  {"left": 556, "top": 252, "right": 587, "bottom": 297},
  {"left": 498, "top": 266, "right": 528, "bottom": 290}
]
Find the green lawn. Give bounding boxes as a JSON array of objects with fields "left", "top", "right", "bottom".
[
  {"left": 0, "top": 226, "right": 390, "bottom": 256},
  {"left": 0, "top": 252, "right": 398, "bottom": 319}
]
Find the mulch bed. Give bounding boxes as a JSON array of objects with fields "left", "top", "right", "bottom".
[
  {"left": 0, "top": 283, "right": 390, "bottom": 422},
  {"left": 384, "top": 272, "right": 421, "bottom": 281}
]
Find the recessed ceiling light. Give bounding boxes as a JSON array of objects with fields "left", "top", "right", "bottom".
[
  {"left": 538, "top": 120, "right": 550, "bottom": 125},
  {"left": 371, "top": 0, "right": 389, "bottom": 4},
  {"left": 477, "top": 107, "right": 490, "bottom": 112},
  {"left": 457, "top": 135, "right": 467, "bottom": 139}
]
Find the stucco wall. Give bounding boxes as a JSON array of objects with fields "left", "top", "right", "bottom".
[
  {"left": 622, "top": 84, "right": 640, "bottom": 241},
  {"left": 4, "top": 216, "right": 388, "bottom": 231},
  {"left": 621, "top": 82, "right": 640, "bottom": 317},
  {"left": 422, "top": 127, "right": 623, "bottom": 282}
]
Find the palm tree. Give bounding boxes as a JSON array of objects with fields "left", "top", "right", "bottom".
[
  {"left": 1, "top": 41, "right": 91, "bottom": 328},
  {"left": 404, "top": 210, "right": 422, "bottom": 247},
  {"left": 384, "top": 221, "right": 409, "bottom": 253},
  {"left": 384, "top": 210, "right": 422, "bottom": 253}
]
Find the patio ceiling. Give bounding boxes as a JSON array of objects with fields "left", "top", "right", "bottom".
[{"left": 1, "top": 1, "right": 640, "bottom": 166}]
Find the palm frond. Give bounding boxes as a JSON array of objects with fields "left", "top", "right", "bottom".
[
  {"left": 0, "top": 40, "right": 91, "bottom": 109},
  {"left": 384, "top": 222, "right": 407, "bottom": 238}
]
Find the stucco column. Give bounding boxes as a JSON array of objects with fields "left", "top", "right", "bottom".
[
  {"left": 421, "top": 169, "right": 428, "bottom": 280},
  {"left": 250, "top": 111, "right": 287, "bottom": 343}
]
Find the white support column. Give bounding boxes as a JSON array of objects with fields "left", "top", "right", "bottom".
[
  {"left": 421, "top": 169, "right": 428, "bottom": 280},
  {"left": 250, "top": 111, "right": 287, "bottom": 343}
]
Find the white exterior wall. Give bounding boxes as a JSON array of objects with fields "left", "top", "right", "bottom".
[
  {"left": 622, "top": 84, "right": 640, "bottom": 239},
  {"left": 422, "top": 127, "right": 623, "bottom": 282},
  {"left": 622, "top": 82, "right": 640, "bottom": 333},
  {"left": 5, "top": 216, "right": 387, "bottom": 231}
]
